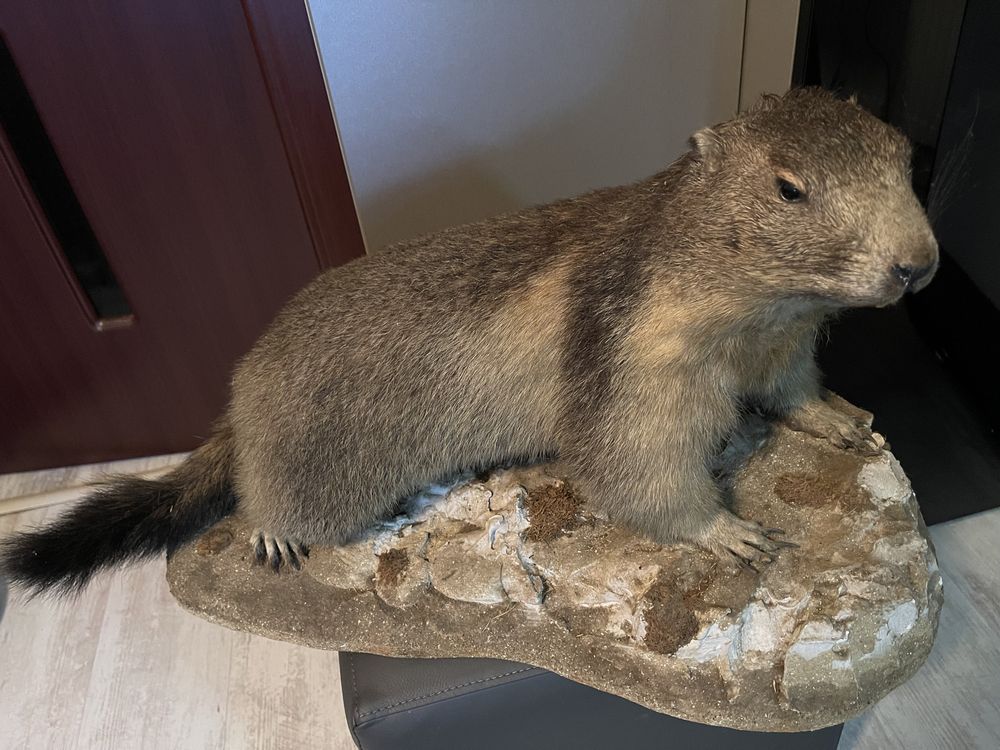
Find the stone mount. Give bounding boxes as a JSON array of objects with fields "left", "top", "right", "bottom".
[{"left": 168, "top": 409, "right": 942, "bottom": 732}]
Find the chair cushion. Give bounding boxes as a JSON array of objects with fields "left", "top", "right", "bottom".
[{"left": 340, "top": 652, "right": 844, "bottom": 750}]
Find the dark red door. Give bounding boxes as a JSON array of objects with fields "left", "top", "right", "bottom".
[{"left": 0, "top": 1, "right": 364, "bottom": 472}]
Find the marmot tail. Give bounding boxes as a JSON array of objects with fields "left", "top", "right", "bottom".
[{"left": 0, "top": 421, "right": 236, "bottom": 597}]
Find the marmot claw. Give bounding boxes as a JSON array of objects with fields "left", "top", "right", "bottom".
[
  {"left": 250, "top": 529, "right": 309, "bottom": 572},
  {"left": 784, "top": 398, "right": 881, "bottom": 456}
]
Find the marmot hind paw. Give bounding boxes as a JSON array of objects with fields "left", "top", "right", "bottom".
[{"left": 250, "top": 529, "right": 309, "bottom": 572}]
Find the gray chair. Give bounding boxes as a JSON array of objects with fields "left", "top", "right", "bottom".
[{"left": 341, "top": 652, "right": 844, "bottom": 749}]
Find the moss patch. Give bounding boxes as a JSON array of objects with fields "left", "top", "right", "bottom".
[
  {"left": 642, "top": 563, "right": 759, "bottom": 655},
  {"left": 774, "top": 452, "right": 868, "bottom": 511},
  {"left": 523, "top": 483, "right": 583, "bottom": 542},
  {"left": 376, "top": 548, "right": 409, "bottom": 588},
  {"left": 194, "top": 528, "right": 233, "bottom": 556},
  {"left": 643, "top": 574, "right": 700, "bottom": 655}
]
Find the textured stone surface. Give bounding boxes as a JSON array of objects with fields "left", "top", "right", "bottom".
[{"left": 167, "top": 405, "right": 942, "bottom": 732}]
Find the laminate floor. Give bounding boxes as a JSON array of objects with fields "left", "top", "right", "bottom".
[{"left": 0, "top": 500, "right": 355, "bottom": 750}]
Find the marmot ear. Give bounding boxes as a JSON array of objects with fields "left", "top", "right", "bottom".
[
  {"left": 690, "top": 127, "right": 724, "bottom": 173},
  {"left": 749, "top": 93, "right": 781, "bottom": 113}
]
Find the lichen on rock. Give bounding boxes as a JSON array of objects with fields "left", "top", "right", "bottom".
[{"left": 168, "top": 404, "right": 942, "bottom": 732}]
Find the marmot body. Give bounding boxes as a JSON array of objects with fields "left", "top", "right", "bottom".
[{"left": 2, "top": 88, "right": 938, "bottom": 593}]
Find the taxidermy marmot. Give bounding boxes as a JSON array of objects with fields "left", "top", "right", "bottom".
[{"left": 1, "top": 88, "right": 938, "bottom": 595}]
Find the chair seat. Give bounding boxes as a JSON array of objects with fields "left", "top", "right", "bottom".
[{"left": 340, "top": 652, "right": 844, "bottom": 750}]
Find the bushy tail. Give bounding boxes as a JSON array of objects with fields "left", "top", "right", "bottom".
[{"left": 0, "top": 420, "right": 237, "bottom": 597}]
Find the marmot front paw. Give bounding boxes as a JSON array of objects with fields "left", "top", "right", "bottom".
[
  {"left": 701, "top": 512, "right": 796, "bottom": 571},
  {"left": 783, "top": 396, "right": 882, "bottom": 456},
  {"left": 250, "top": 529, "right": 309, "bottom": 572}
]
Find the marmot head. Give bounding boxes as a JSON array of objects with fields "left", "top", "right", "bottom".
[{"left": 690, "top": 87, "right": 938, "bottom": 309}]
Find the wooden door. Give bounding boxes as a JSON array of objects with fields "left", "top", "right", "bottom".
[{"left": 0, "top": 1, "right": 365, "bottom": 472}]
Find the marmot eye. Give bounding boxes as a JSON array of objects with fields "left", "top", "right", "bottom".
[{"left": 778, "top": 178, "right": 804, "bottom": 202}]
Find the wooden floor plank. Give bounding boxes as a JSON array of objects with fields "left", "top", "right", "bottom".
[
  {"left": 224, "top": 626, "right": 353, "bottom": 750},
  {"left": 0, "top": 502, "right": 353, "bottom": 750},
  {"left": 0, "top": 506, "right": 113, "bottom": 750}
]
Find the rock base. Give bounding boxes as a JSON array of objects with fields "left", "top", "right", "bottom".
[{"left": 168, "top": 410, "right": 942, "bottom": 732}]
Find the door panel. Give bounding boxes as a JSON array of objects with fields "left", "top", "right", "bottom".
[{"left": 0, "top": 1, "right": 362, "bottom": 471}]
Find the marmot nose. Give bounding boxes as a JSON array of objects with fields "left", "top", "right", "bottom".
[{"left": 892, "top": 263, "right": 934, "bottom": 291}]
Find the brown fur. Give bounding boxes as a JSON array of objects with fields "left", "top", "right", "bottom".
[
  {"left": 0, "top": 88, "right": 940, "bottom": 593},
  {"left": 228, "top": 88, "right": 936, "bottom": 566}
]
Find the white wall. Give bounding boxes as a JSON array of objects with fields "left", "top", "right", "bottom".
[
  {"left": 739, "top": 0, "right": 800, "bottom": 111},
  {"left": 308, "top": 0, "right": 747, "bottom": 252}
]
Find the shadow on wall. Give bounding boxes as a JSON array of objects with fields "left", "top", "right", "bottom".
[
  {"left": 363, "top": 155, "right": 522, "bottom": 250},
  {"left": 314, "top": 1, "right": 743, "bottom": 252}
]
